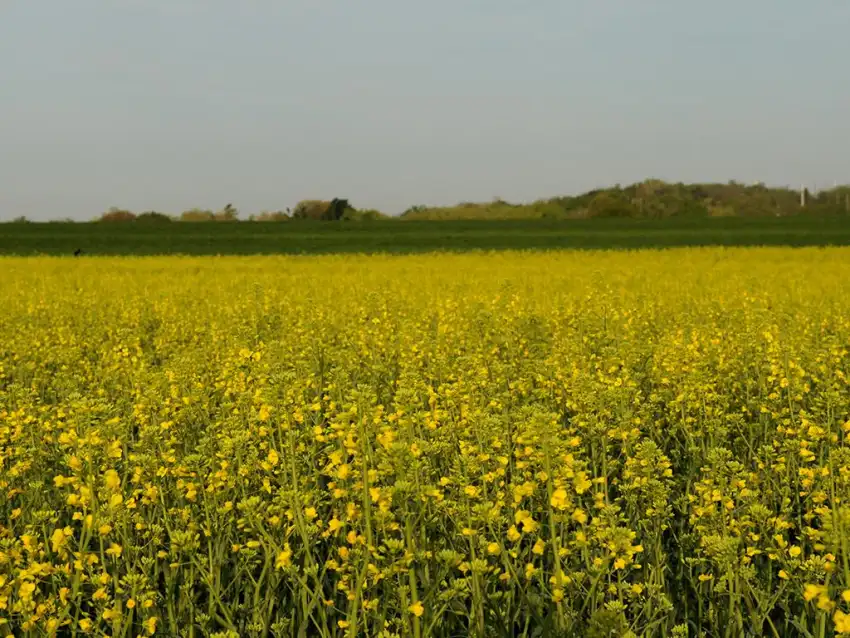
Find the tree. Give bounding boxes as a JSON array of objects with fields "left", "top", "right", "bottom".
[
  {"left": 215, "top": 203, "right": 239, "bottom": 221},
  {"left": 291, "top": 198, "right": 356, "bottom": 220},
  {"left": 401, "top": 205, "right": 428, "bottom": 217},
  {"left": 180, "top": 208, "right": 215, "bottom": 222},
  {"left": 326, "top": 198, "right": 350, "bottom": 221},
  {"left": 100, "top": 207, "right": 136, "bottom": 222},
  {"left": 253, "top": 211, "right": 291, "bottom": 221},
  {"left": 343, "top": 208, "right": 388, "bottom": 221},
  {"left": 587, "top": 193, "right": 638, "bottom": 218},
  {"left": 136, "top": 211, "right": 172, "bottom": 222},
  {"left": 292, "top": 200, "right": 330, "bottom": 220}
]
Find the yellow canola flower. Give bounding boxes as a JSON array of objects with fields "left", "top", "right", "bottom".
[
  {"left": 19, "top": 582, "right": 36, "bottom": 600},
  {"left": 104, "top": 469, "right": 121, "bottom": 491},
  {"left": 550, "top": 488, "right": 569, "bottom": 510},
  {"left": 144, "top": 617, "right": 158, "bottom": 635},
  {"left": 836, "top": 610, "right": 850, "bottom": 635},
  {"left": 574, "top": 472, "right": 592, "bottom": 495},
  {"left": 4, "top": 248, "right": 850, "bottom": 635},
  {"left": 275, "top": 545, "right": 293, "bottom": 569},
  {"left": 804, "top": 584, "right": 828, "bottom": 602},
  {"left": 50, "top": 527, "right": 70, "bottom": 553}
]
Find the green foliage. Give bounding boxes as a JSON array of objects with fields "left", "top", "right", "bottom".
[
  {"left": 402, "top": 205, "right": 428, "bottom": 216},
  {"left": 342, "top": 208, "right": 388, "bottom": 221},
  {"left": 135, "top": 211, "right": 172, "bottom": 223},
  {"left": 399, "top": 180, "right": 850, "bottom": 220},
  {"left": 292, "top": 200, "right": 332, "bottom": 220},
  {"left": 180, "top": 208, "right": 216, "bottom": 222},
  {"left": 587, "top": 192, "right": 639, "bottom": 218},
  {"left": 401, "top": 199, "right": 529, "bottom": 220},
  {"left": 292, "top": 198, "right": 356, "bottom": 221},
  {"left": 325, "top": 198, "right": 350, "bottom": 221},
  {"left": 252, "top": 211, "right": 291, "bottom": 222},
  {"left": 99, "top": 207, "right": 136, "bottom": 222},
  {"left": 3, "top": 217, "right": 850, "bottom": 256},
  {"left": 214, "top": 204, "right": 239, "bottom": 221}
]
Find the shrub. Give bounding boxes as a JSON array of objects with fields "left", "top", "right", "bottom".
[
  {"left": 100, "top": 207, "right": 136, "bottom": 222},
  {"left": 293, "top": 199, "right": 354, "bottom": 221},
  {"left": 136, "top": 211, "right": 173, "bottom": 223},
  {"left": 253, "top": 211, "right": 292, "bottom": 222},
  {"left": 587, "top": 193, "right": 639, "bottom": 218},
  {"left": 180, "top": 209, "right": 215, "bottom": 222},
  {"left": 292, "top": 200, "right": 331, "bottom": 220}
]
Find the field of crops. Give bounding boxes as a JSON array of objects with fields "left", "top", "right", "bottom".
[
  {"left": 2, "top": 248, "right": 850, "bottom": 637},
  {"left": 2, "top": 216, "right": 850, "bottom": 256}
]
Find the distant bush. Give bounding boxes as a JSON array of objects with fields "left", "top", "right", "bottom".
[
  {"left": 180, "top": 209, "right": 215, "bottom": 222},
  {"left": 292, "top": 200, "right": 330, "bottom": 220},
  {"left": 587, "top": 193, "right": 639, "bottom": 218},
  {"left": 709, "top": 205, "right": 736, "bottom": 217},
  {"left": 136, "top": 211, "right": 172, "bottom": 223},
  {"left": 100, "top": 208, "right": 136, "bottom": 222},
  {"left": 214, "top": 204, "right": 239, "bottom": 221},
  {"left": 401, "top": 200, "right": 531, "bottom": 220},
  {"left": 343, "top": 208, "right": 389, "bottom": 221},
  {"left": 398, "top": 180, "right": 850, "bottom": 220},
  {"left": 293, "top": 198, "right": 354, "bottom": 221},
  {"left": 53, "top": 180, "right": 850, "bottom": 227},
  {"left": 252, "top": 211, "right": 292, "bottom": 222},
  {"left": 403, "top": 205, "right": 428, "bottom": 217}
]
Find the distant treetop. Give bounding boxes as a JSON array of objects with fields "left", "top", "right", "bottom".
[
  {"left": 399, "top": 180, "right": 850, "bottom": 220},
  {"left": 55, "top": 180, "right": 850, "bottom": 225}
]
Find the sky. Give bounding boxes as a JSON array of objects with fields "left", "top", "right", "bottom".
[{"left": 1, "top": 1, "right": 848, "bottom": 220}]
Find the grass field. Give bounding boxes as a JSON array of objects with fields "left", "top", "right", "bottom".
[
  {"left": 1, "top": 215, "right": 850, "bottom": 255},
  {"left": 2, "top": 248, "right": 850, "bottom": 637}
]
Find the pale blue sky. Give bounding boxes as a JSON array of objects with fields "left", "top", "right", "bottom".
[{"left": 1, "top": 1, "right": 848, "bottom": 220}]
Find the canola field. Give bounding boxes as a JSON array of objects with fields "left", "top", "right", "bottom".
[{"left": 2, "top": 248, "right": 850, "bottom": 638}]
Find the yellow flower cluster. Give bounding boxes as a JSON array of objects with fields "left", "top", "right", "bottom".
[{"left": 1, "top": 248, "right": 850, "bottom": 636}]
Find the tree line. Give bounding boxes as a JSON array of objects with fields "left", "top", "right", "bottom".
[
  {"left": 7, "top": 180, "right": 850, "bottom": 223},
  {"left": 90, "top": 198, "right": 388, "bottom": 223},
  {"left": 402, "top": 180, "right": 850, "bottom": 220}
]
